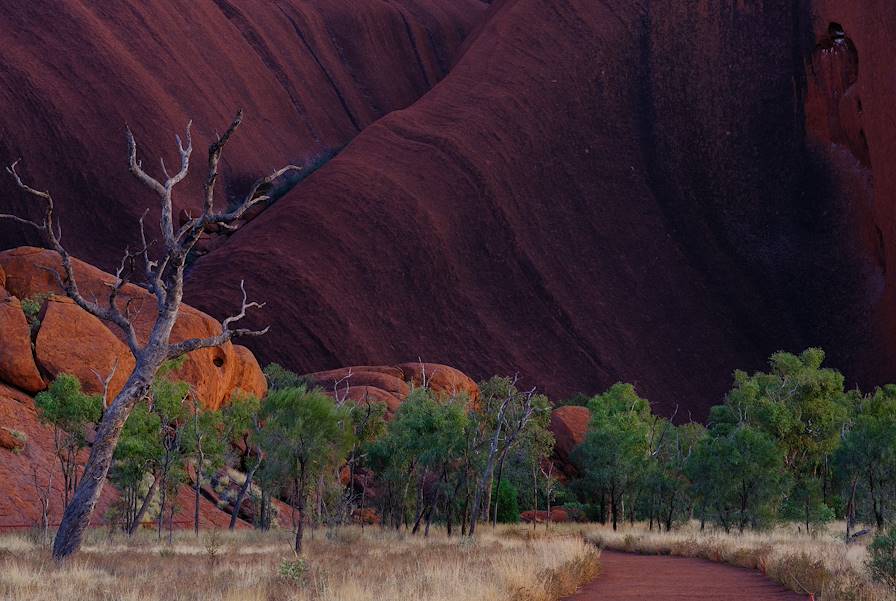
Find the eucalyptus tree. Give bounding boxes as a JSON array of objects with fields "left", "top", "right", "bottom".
[{"left": 259, "top": 386, "right": 354, "bottom": 553}]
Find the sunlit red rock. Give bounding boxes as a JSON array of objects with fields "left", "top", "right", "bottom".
[
  {"left": 0, "top": 295, "right": 45, "bottom": 393},
  {"left": 0, "top": 247, "right": 265, "bottom": 409},
  {"left": 549, "top": 405, "right": 591, "bottom": 478},
  {"left": 35, "top": 297, "right": 135, "bottom": 400}
]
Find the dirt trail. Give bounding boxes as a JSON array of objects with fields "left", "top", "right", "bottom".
[{"left": 562, "top": 550, "right": 806, "bottom": 601}]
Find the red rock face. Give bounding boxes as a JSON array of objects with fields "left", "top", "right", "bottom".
[
  {"left": 0, "top": 296, "right": 44, "bottom": 393},
  {"left": 307, "top": 362, "right": 480, "bottom": 417},
  {"left": 0, "top": 1, "right": 485, "bottom": 270},
  {"left": 34, "top": 297, "right": 136, "bottom": 400},
  {"left": 803, "top": 1, "right": 896, "bottom": 386},
  {"left": 549, "top": 406, "right": 591, "bottom": 478},
  {"left": 0, "top": 384, "right": 118, "bottom": 530},
  {"left": 3, "top": 1, "right": 896, "bottom": 420}
]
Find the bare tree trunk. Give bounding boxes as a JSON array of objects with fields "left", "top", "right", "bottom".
[
  {"left": 294, "top": 471, "right": 308, "bottom": 555},
  {"left": 52, "top": 374, "right": 152, "bottom": 559},
  {"left": 845, "top": 477, "right": 858, "bottom": 541},
  {"left": 492, "top": 451, "right": 507, "bottom": 528},
  {"left": 128, "top": 473, "right": 158, "bottom": 537},
  {"left": 230, "top": 460, "right": 260, "bottom": 530},
  {"left": 193, "top": 464, "right": 202, "bottom": 536}
]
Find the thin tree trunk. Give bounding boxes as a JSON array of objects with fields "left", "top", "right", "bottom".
[
  {"left": 127, "top": 472, "right": 159, "bottom": 536},
  {"left": 230, "top": 459, "right": 260, "bottom": 530},
  {"left": 194, "top": 464, "right": 202, "bottom": 536},
  {"left": 492, "top": 451, "right": 508, "bottom": 528},
  {"left": 294, "top": 470, "right": 307, "bottom": 555},
  {"left": 52, "top": 375, "right": 151, "bottom": 560}
]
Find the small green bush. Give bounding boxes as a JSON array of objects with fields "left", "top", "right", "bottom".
[
  {"left": 868, "top": 528, "right": 896, "bottom": 591},
  {"left": 278, "top": 557, "right": 308, "bottom": 584},
  {"left": 20, "top": 293, "right": 49, "bottom": 331}
]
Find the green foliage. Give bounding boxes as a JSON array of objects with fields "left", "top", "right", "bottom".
[
  {"left": 277, "top": 557, "right": 309, "bottom": 584},
  {"left": 259, "top": 385, "right": 353, "bottom": 551},
  {"left": 35, "top": 373, "right": 102, "bottom": 439},
  {"left": 562, "top": 347, "right": 896, "bottom": 537},
  {"left": 835, "top": 385, "right": 896, "bottom": 529},
  {"left": 35, "top": 374, "right": 102, "bottom": 506},
  {"left": 494, "top": 479, "right": 519, "bottom": 523},
  {"left": 571, "top": 383, "right": 653, "bottom": 529},
  {"left": 20, "top": 293, "right": 49, "bottom": 330},
  {"left": 687, "top": 425, "right": 786, "bottom": 532},
  {"left": 263, "top": 363, "right": 312, "bottom": 391},
  {"left": 261, "top": 386, "right": 354, "bottom": 477},
  {"left": 868, "top": 528, "right": 896, "bottom": 591}
]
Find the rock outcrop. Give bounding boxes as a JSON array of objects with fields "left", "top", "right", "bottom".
[
  {"left": 0, "top": 246, "right": 266, "bottom": 409},
  {"left": 2, "top": 1, "right": 896, "bottom": 421},
  {"left": 307, "top": 362, "right": 479, "bottom": 417},
  {"left": 549, "top": 405, "right": 591, "bottom": 478},
  {"left": 34, "top": 297, "right": 135, "bottom": 400},
  {"left": 0, "top": 295, "right": 44, "bottom": 393}
]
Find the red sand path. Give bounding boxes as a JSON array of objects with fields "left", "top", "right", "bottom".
[{"left": 563, "top": 550, "right": 806, "bottom": 601}]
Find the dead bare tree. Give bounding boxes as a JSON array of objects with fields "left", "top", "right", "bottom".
[{"left": 1, "top": 110, "right": 299, "bottom": 560}]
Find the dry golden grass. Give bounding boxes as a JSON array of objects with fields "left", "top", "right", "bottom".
[
  {"left": 582, "top": 521, "right": 895, "bottom": 601},
  {"left": 0, "top": 525, "right": 598, "bottom": 601}
]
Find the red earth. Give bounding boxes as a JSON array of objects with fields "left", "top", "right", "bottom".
[
  {"left": 1, "top": 1, "right": 895, "bottom": 418},
  {"left": 563, "top": 550, "right": 806, "bottom": 601}
]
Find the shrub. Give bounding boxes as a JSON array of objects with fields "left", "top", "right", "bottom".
[
  {"left": 20, "top": 293, "right": 49, "bottom": 331},
  {"left": 868, "top": 528, "right": 896, "bottom": 591},
  {"left": 278, "top": 557, "right": 308, "bottom": 585},
  {"left": 494, "top": 479, "right": 520, "bottom": 523}
]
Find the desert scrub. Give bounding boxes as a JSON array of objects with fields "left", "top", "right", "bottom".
[
  {"left": 868, "top": 528, "right": 896, "bottom": 592},
  {"left": 278, "top": 556, "right": 309, "bottom": 584},
  {"left": 0, "top": 525, "right": 598, "bottom": 601},
  {"left": 586, "top": 522, "right": 896, "bottom": 601}
]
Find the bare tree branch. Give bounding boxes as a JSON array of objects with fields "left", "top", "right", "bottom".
[
  {"left": 3, "top": 111, "right": 279, "bottom": 560},
  {"left": 167, "top": 279, "right": 268, "bottom": 358}
]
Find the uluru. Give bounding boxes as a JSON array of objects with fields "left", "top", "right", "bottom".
[{"left": 0, "top": 3, "right": 895, "bottom": 599}]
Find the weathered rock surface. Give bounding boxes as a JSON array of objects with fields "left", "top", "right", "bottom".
[
  {"left": 2, "top": 1, "right": 896, "bottom": 421},
  {"left": 35, "top": 297, "right": 135, "bottom": 400},
  {"left": 0, "top": 295, "right": 44, "bottom": 393},
  {"left": 549, "top": 405, "right": 591, "bottom": 478},
  {"left": 0, "top": 0, "right": 485, "bottom": 269},
  {"left": 0, "top": 247, "right": 266, "bottom": 409},
  {"left": 307, "top": 362, "right": 480, "bottom": 416},
  {"left": 184, "top": 0, "right": 896, "bottom": 420}
]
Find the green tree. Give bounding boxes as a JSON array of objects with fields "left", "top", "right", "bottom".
[
  {"left": 110, "top": 400, "right": 163, "bottom": 535},
  {"left": 687, "top": 425, "right": 786, "bottom": 532},
  {"left": 494, "top": 479, "right": 520, "bottom": 523},
  {"left": 259, "top": 386, "right": 353, "bottom": 553},
  {"left": 835, "top": 385, "right": 896, "bottom": 532},
  {"left": 371, "top": 388, "right": 468, "bottom": 536},
  {"left": 572, "top": 383, "right": 652, "bottom": 530},
  {"left": 35, "top": 374, "right": 102, "bottom": 508},
  {"left": 150, "top": 371, "right": 191, "bottom": 542},
  {"left": 711, "top": 349, "right": 848, "bottom": 532},
  {"left": 263, "top": 363, "right": 311, "bottom": 391},
  {"left": 467, "top": 376, "right": 552, "bottom": 536},
  {"left": 183, "top": 398, "right": 225, "bottom": 535},
  {"left": 222, "top": 392, "right": 264, "bottom": 530}
]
